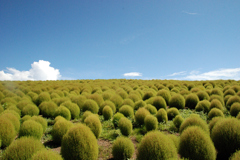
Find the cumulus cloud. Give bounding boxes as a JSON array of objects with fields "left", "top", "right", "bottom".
[
  {"left": 0, "top": 60, "right": 61, "bottom": 81},
  {"left": 123, "top": 72, "right": 142, "bottom": 77},
  {"left": 168, "top": 71, "right": 187, "bottom": 76}
]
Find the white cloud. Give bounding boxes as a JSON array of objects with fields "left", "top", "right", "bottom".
[
  {"left": 182, "top": 11, "right": 198, "bottom": 15},
  {"left": 168, "top": 71, "right": 187, "bottom": 76},
  {"left": 123, "top": 72, "right": 142, "bottom": 77},
  {"left": 0, "top": 60, "right": 61, "bottom": 81}
]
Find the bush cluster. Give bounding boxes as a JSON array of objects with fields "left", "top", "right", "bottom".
[
  {"left": 167, "top": 107, "right": 180, "bottom": 120},
  {"left": 82, "top": 99, "right": 99, "bottom": 114},
  {"left": 135, "top": 107, "right": 150, "bottom": 125},
  {"left": 19, "top": 120, "right": 43, "bottom": 140},
  {"left": 84, "top": 114, "right": 102, "bottom": 139},
  {"left": 52, "top": 119, "right": 73, "bottom": 144}
]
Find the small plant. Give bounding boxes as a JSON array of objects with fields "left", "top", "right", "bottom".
[
  {"left": 121, "top": 98, "right": 135, "bottom": 108},
  {"left": 84, "top": 114, "right": 102, "bottom": 139},
  {"left": 0, "top": 117, "right": 16, "bottom": 148},
  {"left": 31, "top": 116, "right": 48, "bottom": 133},
  {"left": 31, "top": 149, "right": 63, "bottom": 160},
  {"left": 82, "top": 99, "right": 99, "bottom": 114},
  {"left": 39, "top": 101, "right": 58, "bottom": 118},
  {"left": 112, "top": 136, "right": 134, "bottom": 160},
  {"left": 144, "top": 114, "right": 158, "bottom": 131},
  {"left": 185, "top": 93, "right": 199, "bottom": 109},
  {"left": 167, "top": 134, "right": 179, "bottom": 150},
  {"left": 195, "top": 100, "right": 210, "bottom": 113},
  {"left": 118, "top": 117, "right": 132, "bottom": 136},
  {"left": 36, "top": 92, "right": 51, "bottom": 106},
  {"left": 156, "top": 108, "right": 168, "bottom": 123},
  {"left": 22, "top": 104, "right": 39, "bottom": 116},
  {"left": 196, "top": 91, "right": 209, "bottom": 101},
  {"left": 102, "top": 105, "right": 113, "bottom": 120},
  {"left": 226, "top": 95, "right": 240, "bottom": 110},
  {"left": 229, "top": 150, "right": 240, "bottom": 160},
  {"left": 173, "top": 115, "right": 184, "bottom": 129},
  {"left": 61, "top": 124, "right": 98, "bottom": 160},
  {"left": 0, "top": 112, "right": 20, "bottom": 133},
  {"left": 142, "top": 91, "right": 155, "bottom": 100},
  {"left": 134, "top": 100, "right": 146, "bottom": 110},
  {"left": 82, "top": 111, "right": 93, "bottom": 122},
  {"left": 209, "top": 99, "right": 224, "bottom": 111},
  {"left": 208, "top": 108, "right": 224, "bottom": 120},
  {"left": 60, "top": 101, "right": 80, "bottom": 119},
  {"left": 152, "top": 96, "right": 167, "bottom": 110},
  {"left": 119, "top": 105, "right": 134, "bottom": 118},
  {"left": 113, "top": 112, "right": 125, "bottom": 128},
  {"left": 21, "top": 115, "right": 31, "bottom": 123},
  {"left": 19, "top": 120, "right": 43, "bottom": 140},
  {"left": 100, "top": 100, "right": 116, "bottom": 114},
  {"left": 230, "top": 102, "right": 240, "bottom": 117},
  {"left": 167, "top": 107, "right": 180, "bottom": 120},
  {"left": 137, "top": 131, "right": 178, "bottom": 160},
  {"left": 110, "top": 94, "right": 123, "bottom": 111},
  {"left": 179, "top": 126, "right": 216, "bottom": 160},
  {"left": 169, "top": 94, "right": 185, "bottom": 109},
  {"left": 135, "top": 107, "right": 150, "bottom": 125},
  {"left": 54, "top": 106, "right": 71, "bottom": 120},
  {"left": 156, "top": 89, "right": 171, "bottom": 105},
  {"left": 208, "top": 116, "right": 223, "bottom": 133}
]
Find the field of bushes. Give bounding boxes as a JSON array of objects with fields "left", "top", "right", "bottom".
[{"left": 0, "top": 79, "right": 240, "bottom": 160}]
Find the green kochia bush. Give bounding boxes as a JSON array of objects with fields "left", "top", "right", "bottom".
[
  {"left": 167, "top": 107, "right": 180, "bottom": 120},
  {"left": 84, "top": 114, "right": 102, "bottom": 139},
  {"left": 61, "top": 101, "right": 80, "bottom": 119},
  {"left": 156, "top": 108, "right": 168, "bottom": 123},
  {"left": 100, "top": 100, "right": 116, "bottom": 114},
  {"left": 0, "top": 112, "right": 20, "bottom": 133},
  {"left": 22, "top": 104, "right": 39, "bottom": 116},
  {"left": 102, "top": 105, "right": 113, "bottom": 120},
  {"left": 173, "top": 115, "right": 184, "bottom": 129},
  {"left": 195, "top": 100, "right": 210, "bottom": 113},
  {"left": 122, "top": 98, "right": 135, "bottom": 108},
  {"left": 144, "top": 115, "right": 158, "bottom": 131},
  {"left": 135, "top": 107, "right": 150, "bottom": 125},
  {"left": 31, "top": 149, "right": 63, "bottom": 160},
  {"left": 118, "top": 117, "right": 132, "bottom": 136},
  {"left": 2, "top": 137, "right": 45, "bottom": 160},
  {"left": 39, "top": 101, "right": 58, "bottom": 118},
  {"left": 137, "top": 131, "right": 178, "bottom": 160},
  {"left": 52, "top": 119, "right": 73, "bottom": 145},
  {"left": 110, "top": 94, "right": 123, "bottom": 111},
  {"left": 230, "top": 102, "right": 240, "bottom": 117},
  {"left": 156, "top": 89, "right": 171, "bottom": 105},
  {"left": 31, "top": 116, "right": 48, "bottom": 133},
  {"left": 179, "top": 126, "right": 216, "bottom": 160},
  {"left": 226, "top": 96, "right": 240, "bottom": 110},
  {"left": 185, "top": 93, "right": 199, "bottom": 109},
  {"left": 179, "top": 114, "right": 209, "bottom": 134},
  {"left": 169, "top": 94, "right": 185, "bottom": 109},
  {"left": 167, "top": 134, "right": 180, "bottom": 150},
  {"left": 112, "top": 136, "right": 135, "bottom": 160},
  {"left": 144, "top": 104, "right": 157, "bottom": 115},
  {"left": 0, "top": 117, "right": 16, "bottom": 148},
  {"left": 119, "top": 105, "right": 134, "bottom": 118},
  {"left": 208, "top": 108, "right": 224, "bottom": 120},
  {"left": 54, "top": 106, "right": 71, "bottom": 120},
  {"left": 21, "top": 115, "right": 31, "bottom": 123},
  {"left": 208, "top": 117, "right": 223, "bottom": 133},
  {"left": 211, "top": 118, "right": 240, "bottom": 159},
  {"left": 19, "top": 120, "right": 43, "bottom": 140},
  {"left": 134, "top": 100, "right": 146, "bottom": 110},
  {"left": 152, "top": 96, "right": 167, "bottom": 110},
  {"left": 209, "top": 99, "right": 224, "bottom": 111},
  {"left": 196, "top": 91, "right": 210, "bottom": 101},
  {"left": 113, "top": 112, "right": 125, "bottom": 128},
  {"left": 82, "top": 99, "right": 99, "bottom": 114},
  {"left": 36, "top": 92, "right": 51, "bottom": 106},
  {"left": 61, "top": 124, "right": 98, "bottom": 160},
  {"left": 230, "top": 150, "right": 240, "bottom": 160},
  {"left": 82, "top": 111, "right": 93, "bottom": 122}
]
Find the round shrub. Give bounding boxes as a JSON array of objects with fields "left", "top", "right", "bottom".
[
  {"left": 179, "top": 114, "right": 209, "bottom": 134},
  {"left": 5, "top": 104, "right": 21, "bottom": 116},
  {"left": 61, "top": 123, "right": 98, "bottom": 160},
  {"left": 21, "top": 115, "right": 31, "bottom": 123},
  {"left": 0, "top": 105, "right": 3, "bottom": 114},
  {"left": 230, "top": 150, "right": 240, "bottom": 160},
  {"left": 137, "top": 131, "right": 178, "bottom": 160},
  {"left": 156, "top": 89, "right": 171, "bottom": 105},
  {"left": 208, "top": 108, "right": 224, "bottom": 120},
  {"left": 209, "top": 95, "right": 225, "bottom": 107},
  {"left": 224, "top": 88, "right": 236, "bottom": 97},
  {"left": 230, "top": 102, "right": 240, "bottom": 117},
  {"left": 118, "top": 117, "right": 132, "bottom": 136},
  {"left": 16, "top": 100, "right": 33, "bottom": 110},
  {"left": 211, "top": 88, "right": 223, "bottom": 97},
  {"left": 88, "top": 94, "right": 104, "bottom": 107},
  {"left": 52, "top": 119, "right": 73, "bottom": 144},
  {"left": 112, "top": 136, "right": 134, "bottom": 160},
  {"left": 226, "top": 96, "right": 240, "bottom": 110},
  {"left": 152, "top": 96, "right": 167, "bottom": 110},
  {"left": 82, "top": 99, "right": 99, "bottom": 114},
  {"left": 0, "top": 112, "right": 20, "bottom": 133},
  {"left": 167, "top": 134, "right": 179, "bottom": 150},
  {"left": 110, "top": 94, "right": 123, "bottom": 111},
  {"left": 61, "top": 101, "right": 80, "bottom": 119},
  {"left": 169, "top": 94, "right": 185, "bottom": 109},
  {"left": 117, "top": 90, "right": 128, "bottom": 99},
  {"left": 167, "top": 107, "right": 180, "bottom": 120},
  {"left": 54, "top": 115, "right": 65, "bottom": 124},
  {"left": 102, "top": 105, "right": 113, "bottom": 120},
  {"left": 134, "top": 100, "right": 146, "bottom": 110},
  {"left": 52, "top": 97, "right": 70, "bottom": 106},
  {"left": 70, "top": 95, "right": 86, "bottom": 110},
  {"left": 179, "top": 126, "right": 216, "bottom": 160},
  {"left": 100, "top": 100, "right": 116, "bottom": 114},
  {"left": 195, "top": 100, "right": 210, "bottom": 113},
  {"left": 54, "top": 106, "right": 71, "bottom": 121},
  {"left": 22, "top": 104, "right": 39, "bottom": 116},
  {"left": 211, "top": 118, "right": 240, "bottom": 159},
  {"left": 173, "top": 115, "right": 184, "bottom": 129},
  {"left": 36, "top": 92, "right": 51, "bottom": 106},
  {"left": 208, "top": 117, "right": 223, "bottom": 133},
  {"left": 31, "top": 149, "right": 63, "bottom": 160},
  {"left": 209, "top": 99, "right": 224, "bottom": 111},
  {"left": 144, "top": 114, "right": 158, "bottom": 131},
  {"left": 224, "top": 95, "right": 231, "bottom": 106},
  {"left": 185, "top": 93, "right": 199, "bottom": 109},
  {"left": 156, "top": 108, "right": 168, "bottom": 123},
  {"left": 135, "top": 107, "right": 150, "bottom": 125},
  {"left": 128, "top": 93, "right": 140, "bottom": 102},
  {"left": 1, "top": 109, "right": 20, "bottom": 119},
  {"left": 113, "top": 112, "right": 125, "bottom": 128},
  {"left": 119, "top": 105, "right": 134, "bottom": 118},
  {"left": 82, "top": 111, "right": 93, "bottom": 122},
  {"left": 197, "top": 91, "right": 210, "bottom": 101},
  {"left": 39, "top": 101, "right": 58, "bottom": 118},
  {"left": 2, "top": 137, "right": 45, "bottom": 160},
  {"left": 0, "top": 117, "right": 16, "bottom": 148},
  {"left": 144, "top": 104, "right": 157, "bottom": 115},
  {"left": 122, "top": 98, "right": 135, "bottom": 108},
  {"left": 84, "top": 114, "right": 102, "bottom": 139},
  {"left": 142, "top": 91, "right": 155, "bottom": 101},
  {"left": 19, "top": 120, "right": 43, "bottom": 140},
  {"left": 237, "top": 112, "right": 240, "bottom": 120},
  {"left": 31, "top": 116, "right": 48, "bottom": 133}
]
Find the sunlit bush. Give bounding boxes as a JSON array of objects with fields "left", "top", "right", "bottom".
[
  {"left": 230, "top": 102, "right": 240, "bottom": 117},
  {"left": 185, "top": 93, "right": 199, "bottom": 109},
  {"left": 54, "top": 106, "right": 71, "bottom": 120},
  {"left": 119, "top": 105, "right": 134, "bottom": 118},
  {"left": 208, "top": 108, "right": 224, "bottom": 120},
  {"left": 0, "top": 117, "right": 16, "bottom": 148},
  {"left": 169, "top": 94, "right": 185, "bottom": 109},
  {"left": 112, "top": 136, "right": 134, "bottom": 160},
  {"left": 135, "top": 107, "right": 150, "bottom": 125},
  {"left": 84, "top": 114, "right": 102, "bottom": 139},
  {"left": 144, "top": 104, "right": 157, "bottom": 115},
  {"left": 22, "top": 104, "right": 39, "bottom": 116},
  {"left": 102, "top": 105, "right": 113, "bottom": 120},
  {"left": 195, "top": 100, "right": 210, "bottom": 113},
  {"left": 156, "top": 108, "right": 168, "bottom": 123},
  {"left": 31, "top": 149, "right": 63, "bottom": 160},
  {"left": 19, "top": 120, "right": 43, "bottom": 140},
  {"left": 167, "top": 107, "right": 180, "bottom": 120},
  {"left": 118, "top": 117, "right": 132, "bottom": 136},
  {"left": 144, "top": 114, "right": 158, "bottom": 131},
  {"left": 82, "top": 99, "right": 99, "bottom": 114}
]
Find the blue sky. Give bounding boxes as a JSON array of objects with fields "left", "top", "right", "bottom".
[{"left": 1, "top": 0, "right": 240, "bottom": 80}]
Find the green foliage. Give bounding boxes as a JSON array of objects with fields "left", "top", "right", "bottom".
[
  {"left": 142, "top": 91, "right": 155, "bottom": 101},
  {"left": 209, "top": 99, "right": 224, "bottom": 111},
  {"left": 82, "top": 111, "right": 93, "bottom": 122},
  {"left": 112, "top": 136, "right": 135, "bottom": 160},
  {"left": 122, "top": 98, "right": 135, "bottom": 108},
  {"left": 167, "top": 107, "right": 180, "bottom": 120},
  {"left": 137, "top": 131, "right": 178, "bottom": 160},
  {"left": 110, "top": 94, "right": 123, "bottom": 111},
  {"left": 195, "top": 100, "right": 210, "bottom": 113},
  {"left": 173, "top": 115, "right": 184, "bottom": 129},
  {"left": 118, "top": 117, "right": 132, "bottom": 136},
  {"left": 237, "top": 112, "right": 240, "bottom": 120},
  {"left": 226, "top": 96, "right": 240, "bottom": 110},
  {"left": 169, "top": 94, "right": 185, "bottom": 109},
  {"left": 211, "top": 88, "right": 223, "bottom": 97},
  {"left": 196, "top": 91, "right": 210, "bottom": 101},
  {"left": 0, "top": 112, "right": 20, "bottom": 133},
  {"left": 208, "top": 117, "right": 223, "bottom": 133},
  {"left": 135, "top": 107, "right": 150, "bottom": 125},
  {"left": 113, "top": 112, "right": 125, "bottom": 128},
  {"left": 179, "top": 114, "right": 209, "bottom": 134},
  {"left": 21, "top": 115, "right": 31, "bottom": 123},
  {"left": 209, "top": 95, "right": 225, "bottom": 107},
  {"left": 167, "top": 134, "right": 180, "bottom": 150},
  {"left": 52, "top": 119, "right": 73, "bottom": 144},
  {"left": 82, "top": 99, "right": 99, "bottom": 114},
  {"left": 22, "top": 104, "right": 39, "bottom": 116},
  {"left": 186, "top": 94, "right": 199, "bottom": 109},
  {"left": 152, "top": 96, "right": 167, "bottom": 110},
  {"left": 144, "top": 114, "right": 158, "bottom": 131},
  {"left": 211, "top": 118, "right": 240, "bottom": 159},
  {"left": 157, "top": 89, "right": 171, "bottom": 105},
  {"left": 70, "top": 95, "right": 86, "bottom": 110},
  {"left": 16, "top": 100, "right": 33, "bottom": 110},
  {"left": 61, "top": 124, "right": 98, "bottom": 160},
  {"left": 54, "top": 106, "right": 71, "bottom": 120},
  {"left": 208, "top": 108, "right": 224, "bottom": 120},
  {"left": 223, "top": 88, "right": 236, "bottom": 97},
  {"left": 100, "top": 100, "right": 116, "bottom": 114},
  {"left": 19, "top": 120, "right": 43, "bottom": 140},
  {"left": 31, "top": 116, "right": 48, "bottom": 133},
  {"left": 102, "top": 105, "right": 113, "bottom": 120},
  {"left": 0, "top": 117, "right": 16, "bottom": 148},
  {"left": 61, "top": 101, "right": 80, "bottom": 119},
  {"left": 31, "top": 149, "right": 63, "bottom": 160},
  {"left": 88, "top": 94, "right": 104, "bottom": 108},
  {"left": 119, "top": 105, "right": 134, "bottom": 118},
  {"left": 2, "top": 137, "right": 45, "bottom": 160},
  {"left": 84, "top": 114, "right": 102, "bottom": 139},
  {"left": 39, "top": 101, "right": 58, "bottom": 118},
  {"left": 230, "top": 150, "right": 240, "bottom": 160},
  {"left": 230, "top": 102, "right": 240, "bottom": 117},
  {"left": 156, "top": 108, "right": 168, "bottom": 123},
  {"left": 134, "top": 100, "right": 146, "bottom": 110},
  {"left": 144, "top": 104, "right": 157, "bottom": 115},
  {"left": 179, "top": 126, "right": 216, "bottom": 160},
  {"left": 36, "top": 92, "right": 51, "bottom": 106}
]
